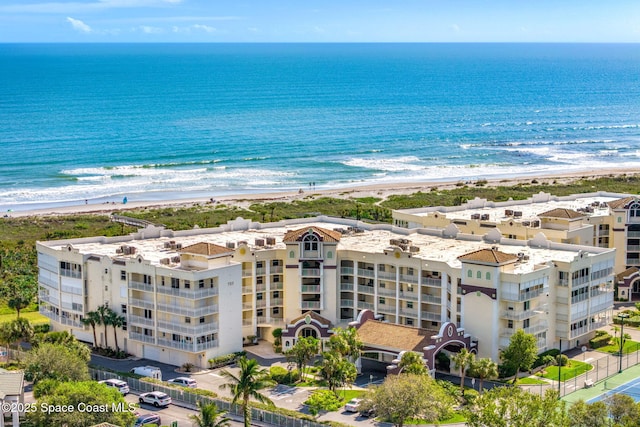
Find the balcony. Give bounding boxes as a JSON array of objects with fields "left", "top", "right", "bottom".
[
  {"left": 340, "top": 283, "right": 354, "bottom": 291},
  {"left": 156, "top": 303, "right": 217, "bottom": 317},
  {"left": 377, "top": 271, "right": 396, "bottom": 281},
  {"left": 399, "top": 308, "right": 418, "bottom": 317},
  {"left": 357, "top": 301, "right": 375, "bottom": 310},
  {"left": 242, "top": 270, "right": 252, "bottom": 277},
  {"left": 256, "top": 267, "right": 266, "bottom": 275},
  {"left": 501, "top": 308, "right": 541, "bottom": 321},
  {"left": 242, "top": 285, "right": 253, "bottom": 294},
  {"left": 157, "top": 285, "right": 219, "bottom": 299},
  {"left": 421, "top": 311, "right": 441, "bottom": 321},
  {"left": 301, "top": 284, "right": 321, "bottom": 293},
  {"left": 157, "top": 338, "right": 200, "bottom": 352},
  {"left": 242, "top": 319, "right": 253, "bottom": 326},
  {"left": 422, "top": 278, "right": 441, "bottom": 288},
  {"left": 301, "top": 268, "right": 321, "bottom": 277},
  {"left": 301, "top": 250, "right": 320, "bottom": 259},
  {"left": 242, "top": 302, "right": 253, "bottom": 310},
  {"left": 271, "top": 282, "right": 284, "bottom": 290},
  {"left": 341, "top": 267, "right": 355, "bottom": 275},
  {"left": 340, "top": 299, "right": 354, "bottom": 308},
  {"left": 398, "top": 290, "right": 419, "bottom": 301},
  {"left": 256, "top": 317, "right": 285, "bottom": 327},
  {"left": 129, "top": 280, "right": 154, "bottom": 292},
  {"left": 502, "top": 287, "right": 546, "bottom": 302},
  {"left": 128, "top": 315, "right": 155, "bottom": 327},
  {"left": 357, "top": 268, "right": 375, "bottom": 278},
  {"left": 129, "top": 298, "right": 155, "bottom": 310},
  {"left": 570, "top": 325, "right": 590, "bottom": 339},
  {"left": 378, "top": 287, "right": 397, "bottom": 297},
  {"left": 60, "top": 316, "right": 85, "bottom": 329},
  {"left": 157, "top": 321, "right": 218, "bottom": 335},
  {"left": 196, "top": 340, "right": 219, "bottom": 352},
  {"left": 422, "top": 294, "right": 441, "bottom": 304},
  {"left": 378, "top": 304, "right": 396, "bottom": 314},
  {"left": 270, "top": 298, "right": 284, "bottom": 306},
  {"left": 301, "top": 301, "right": 321, "bottom": 310},
  {"left": 271, "top": 266, "right": 284, "bottom": 274},
  {"left": 399, "top": 274, "right": 419, "bottom": 284},
  {"left": 256, "top": 300, "right": 267, "bottom": 308},
  {"left": 357, "top": 285, "right": 375, "bottom": 294},
  {"left": 255, "top": 283, "right": 266, "bottom": 292},
  {"left": 40, "top": 309, "right": 60, "bottom": 323},
  {"left": 129, "top": 332, "right": 155, "bottom": 344}
]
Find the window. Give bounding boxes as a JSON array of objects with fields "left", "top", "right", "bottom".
[
  {"left": 122, "top": 321, "right": 127, "bottom": 331},
  {"left": 327, "top": 251, "right": 333, "bottom": 259},
  {"left": 171, "top": 277, "right": 179, "bottom": 289},
  {"left": 477, "top": 271, "right": 482, "bottom": 279},
  {"left": 257, "top": 309, "right": 264, "bottom": 317},
  {"left": 486, "top": 272, "right": 491, "bottom": 280},
  {"left": 507, "top": 320, "right": 513, "bottom": 329},
  {"left": 523, "top": 319, "right": 530, "bottom": 329},
  {"left": 407, "top": 302, "right": 413, "bottom": 309},
  {"left": 120, "top": 270, "right": 126, "bottom": 281},
  {"left": 272, "top": 307, "right": 280, "bottom": 315},
  {"left": 524, "top": 300, "right": 530, "bottom": 311},
  {"left": 289, "top": 250, "right": 295, "bottom": 258},
  {"left": 273, "top": 291, "right": 280, "bottom": 298},
  {"left": 199, "top": 279, "right": 205, "bottom": 289},
  {"left": 406, "top": 318, "right": 414, "bottom": 326},
  {"left": 273, "top": 275, "right": 281, "bottom": 283},
  {"left": 185, "top": 317, "right": 191, "bottom": 324},
  {"left": 199, "top": 317, "right": 205, "bottom": 324},
  {"left": 379, "top": 297, "right": 386, "bottom": 305},
  {"left": 121, "top": 304, "right": 127, "bottom": 314},
  {"left": 184, "top": 280, "right": 190, "bottom": 289},
  {"left": 257, "top": 293, "right": 263, "bottom": 300},
  {"left": 467, "top": 270, "right": 472, "bottom": 278},
  {"left": 303, "top": 234, "right": 319, "bottom": 251},
  {"left": 144, "top": 309, "right": 152, "bottom": 319}
]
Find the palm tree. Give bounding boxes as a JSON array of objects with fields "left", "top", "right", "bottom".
[
  {"left": 81, "top": 310, "right": 101, "bottom": 348},
  {"left": 106, "top": 310, "right": 126, "bottom": 353},
  {"left": 469, "top": 357, "right": 499, "bottom": 394},
  {"left": 451, "top": 348, "right": 475, "bottom": 396},
  {"left": 96, "top": 304, "right": 110, "bottom": 348},
  {"left": 189, "top": 402, "right": 231, "bottom": 427},
  {"left": 219, "top": 356, "right": 275, "bottom": 427}
]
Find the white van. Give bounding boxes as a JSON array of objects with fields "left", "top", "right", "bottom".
[{"left": 130, "top": 366, "right": 162, "bottom": 381}]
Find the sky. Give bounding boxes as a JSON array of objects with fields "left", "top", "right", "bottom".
[{"left": 0, "top": 0, "right": 639, "bottom": 43}]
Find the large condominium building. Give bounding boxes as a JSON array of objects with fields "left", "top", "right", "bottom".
[
  {"left": 393, "top": 192, "right": 640, "bottom": 297},
  {"left": 37, "top": 214, "right": 615, "bottom": 369}
]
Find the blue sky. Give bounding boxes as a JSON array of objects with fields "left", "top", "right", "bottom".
[{"left": 0, "top": 0, "right": 639, "bottom": 43}]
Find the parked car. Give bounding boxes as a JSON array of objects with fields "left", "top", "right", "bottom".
[
  {"left": 98, "top": 379, "right": 129, "bottom": 395},
  {"left": 167, "top": 377, "right": 197, "bottom": 388},
  {"left": 359, "top": 406, "right": 376, "bottom": 418},
  {"left": 130, "top": 366, "right": 162, "bottom": 380},
  {"left": 344, "top": 398, "right": 363, "bottom": 413},
  {"left": 134, "top": 413, "right": 162, "bottom": 426},
  {"left": 138, "top": 391, "right": 172, "bottom": 408}
]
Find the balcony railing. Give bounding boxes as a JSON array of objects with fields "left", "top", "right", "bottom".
[
  {"left": 256, "top": 300, "right": 267, "bottom": 308},
  {"left": 301, "top": 268, "right": 321, "bottom": 277},
  {"left": 301, "top": 301, "right": 321, "bottom": 309},
  {"left": 241, "top": 285, "right": 253, "bottom": 294},
  {"left": 270, "top": 282, "right": 284, "bottom": 290},
  {"left": 421, "top": 294, "right": 441, "bottom": 304},
  {"left": 242, "top": 302, "right": 253, "bottom": 310},
  {"left": 301, "top": 284, "right": 321, "bottom": 293},
  {"left": 378, "top": 287, "right": 397, "bottom": 297},
  {"left": 129, "top": 332, "right": 155, "bottom": 344},
  {"left": 341, "top": 267, "right": 355, "bottom": 275},
  {"left": 399, "top": 308, "right": 418, "bottom": 317},
  {"left": 399, "top": 291, "right": 419, "bottom": 301},
  {"left": 157, "top": 321, "right": 218, "bottom": 335},
  {"left": 256, "top": 317, "right": 285, "bottom": 326},
  {"left": 422, "top": 278, "right": 441, "bottom": 288},
  {"left": 421, "top": 311, "right": 441, "bottom": 321},
  {"left": 501, "top": 308, "right": 541, "bottom": 321},
  {"left": 129, "top": 298, "right": 155, "bottom": 310},
  {"left": 242, "top": 270, "right": 252, "bottom": 277},
  {"left": 255, "top": 283, "right": 266, "bottom": 292},
  {"left": 340, "top": 283, "right": 354, "bottom": 291},
  {"left": 377, "top": 304, "right": 396, "bottom": 314},
  {"left": 156, "top": 286, "right": 219, "bottom": 299},
  {"left": 399, "top": 274, "right": 419, "bottom": 284},
  {"left": 128, "top": 315, "right": 155, "bottom": 327},
  {"left": 340, "top": 299, "right": 354, "bottom": 307},
  {"left": 357, "top": 285, "right": 375, "bottom": 294},
  {"left": 377, "top": 271, "right": 396, "bottom": 281},
  {"left": 156, "top": 303, "right": 217, "bottom": 317},
  {"left": 357, "top": 301, "right": 375, "bottom": 310},
  {"left": 242, "top": 319, "right": 253, "bottom": 326},
  {"left": 270, "top": 298, "right": 284, "bottom": 306},
  {"left": 271, "top": 266, "right": 284, "bottom": 274},
  {"left": 256, "top": 267, "right": 266, "bottom": 275},
  {"left": 60, "top": 316, "right": 85, "bottom": 329},
  {"left": 357, "top": 268, "right": 375, "bottom": 278}
]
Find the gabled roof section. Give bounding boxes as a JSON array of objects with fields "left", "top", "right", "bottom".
[
  {"left": 617, "top": 267, "right": 639, "bottom": 282},
  {"left": 178, "top": 242, "right": 234, "bottom": 257},
  {"left": 538, "top": 208, "right": 584, "bottom": 219},
  {"left": 287, "top": 311, "right": 333, "bottom": 328},
  {"left": 458, "top": 248, "right": 518, "bottom": 265},
  {"left": 608, "top": 197, "right": 639, "bottom": 210},
  {"left": 283, "top": 226, "right": 342, "bottom": 243},
  {"left": 0, "top": 370, "right": 24, "bottom": 396},
  {"left": 356, "top": 320, "right": 436, "bottom": 352}
]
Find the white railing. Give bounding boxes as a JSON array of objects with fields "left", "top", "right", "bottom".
[
  {"left": 341, "top": 267, "right": 355, "bottom": 275},
  {"left": 60, "top": 316, "right": 85, "bottom": 329},
  {"left": 61, "top": 285, "right": 83, "bottom": 295},
  {"left": 421, "top": 311, "right": 441, "bottom": 321},
  {"left": 340, "top": 299, "right": 354, "bottom": 307},
  {"left": 378, "top": 287, "right": 397, "bottom": 297},
  {"left": 256, "top": 300, "right": 267, "bottom": 308},
  {"left": 301, "top": 301, "right": 321, "bottom": 309},
  {"left": 301, "top": 284, "right": 321, "bottom": 293},
  {"left": 256, "top": 283, "right": 266, "bottom": 292},
  {"left": 399, "top": 308, "right": 418, "bottom": 317},
  {"left": 357, "top": 285, "right": 375, "bottom": 294},
  {"left": 377, "top": 305, "right": 396, "bottom": 314},
  {"left": 399, "top": 291, "right": 419, "bottom": 301},
  {"left": 271, "top": 266, "right": 284, "bottom": 274},
  {"left": 357, "top": 301, "right": 375, "bottom": 310},
  {"left": 340, "top": 283, "right": 354, "bottom": 291},
  {"left": 256, "top": 267, "right": 266, "bottom": 275},
  {"left": 422, "top": 294, "right": 441, "bottom": 304},
  {"left": 157, "top": 321, "right": 218, "bottom": 335},
  {"left": 129, "top": 298, "right": 155, "bottom": 310},
  {"left": 128, "top": 315, "right": 155, "bottom": 327},
  {"left": 129, "top": 280, "right": 153, "bottom": 292},
  {"left": 357, "top": 268, "right": 375, "bottom": 278},
  {"left": 301, "top": 268, "right": 321, "bottom": 277},
  {"left": 256, "top": 317, "right": 285, "bottom": 326},
  {"left": 422, "top": 278, "right": 441, "bottom": 287},
  {"left": 129, "top": 332, "right": 155, "bottom": 344},
  {"left": 270, "top": 282, "right": 284, "bottom": 290},
  {"left": 242, "top": 302, "right": 253, "bottom": 309},
  {"left": 377, "top": 271, "right": 396, "bottom": 281},
  {"left": 156, "top": 303, "right": 217, "bottom": 317},
  {"left": 399, "top": 274, "right": 419, "bottom": 284},
  {"left": 242, "top": 285, "right": 253, "bottom": 294},
  {"left": 270, "top": 298, "right": 283, "bottom": 306},
  {"left": 156, "top": 286, "right": 219, "bottom": 299}
]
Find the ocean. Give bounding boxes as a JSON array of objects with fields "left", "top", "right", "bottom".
[{"left": 1, "top": 43, "right": 639, "bottom": 212}]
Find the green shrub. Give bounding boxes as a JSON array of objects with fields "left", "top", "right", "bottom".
[
  {"left": 270, "top": 365, "right": 300, "bottom": 385},
  {"left": 207, "top": 351, "right": 246, "bottom": 369},
  {"left": 533, "top": 349, "right": 560, "bottom": 369},
  {"left": 590, "top": 334, "right": 612, "bottom": 349},
  {"left": 304, "top": 389, "right": 343, "bottom": 415}
]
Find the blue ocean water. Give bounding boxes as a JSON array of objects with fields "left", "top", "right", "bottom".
[{"left": 1, "top": 43, "right": 640, "bottom": 211}]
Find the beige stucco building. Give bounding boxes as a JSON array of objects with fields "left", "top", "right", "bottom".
[{"left": 37, "top": 213, "right": 615, "bottom": 367}]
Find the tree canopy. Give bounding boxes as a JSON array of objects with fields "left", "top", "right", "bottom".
[
  {"left": 500, "top": 329, "right": 538, "bottom": 382},
  {"left": 24, "top": 342, "right": 90, "bottom": 383}
]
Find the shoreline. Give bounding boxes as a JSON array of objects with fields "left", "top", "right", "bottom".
[{"left": 4, "top": 168, "right": 639, "bottom": 219}]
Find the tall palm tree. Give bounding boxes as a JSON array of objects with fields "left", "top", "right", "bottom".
[
  {"left": 469, "top": 357, "right": 499, "bottom": 394},
  {"left": 81, "top": 310, "right": 101, "bottom": 348},
  {"left": 95, "top": 304, "right": 110, "bottom": 348},
  {"left": 219, "top": 356, "right": 275, "bottom": 427},
  {"left": 106, "top": 310, "right": 126, "bottom": 353},
  {"left": 189, "top": 402, "right": 231, "bottom": 427},
  {"left": 452, "top": 348, "right": 474, "bottom": 396}
]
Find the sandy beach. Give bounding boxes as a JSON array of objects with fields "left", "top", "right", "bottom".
[{"left": 5, "top": 168, "right": 639, "bottom": 219}]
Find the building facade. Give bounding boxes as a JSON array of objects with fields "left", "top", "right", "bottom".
[{"left": 37, "top": 213, "right": 615, "bottom": 368}]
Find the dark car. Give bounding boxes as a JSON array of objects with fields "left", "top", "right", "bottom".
[
  {"left": 134, "top": 413, "right": 161, "bottom": 427},
  {"left": 359, "top": 406, "right": 376, "bottom": 418}
]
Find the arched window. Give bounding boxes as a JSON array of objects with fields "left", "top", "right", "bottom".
[
  {"left": 486, "top": 272, "right": 491, "bottom": 280},
  {"left": 618, "top": 216, "right": 622, "bottom": 223},
  {"left": 303, "top": 234, "right": 319, "bottom": 251},
  {"left": 289, "top": 250, "right": 295, "bottom": 259},
  {"left": 630, "top": 202, "right": 640, "bottom": 218},
  {"left": 327, "top": 251, "right": 333, "bottom": 259},
  {"left": 467, "top": 270, "right": 472, "bottom": 278},
  {"left": 476, "top": 271, "right": 482, "bottom": 279}
]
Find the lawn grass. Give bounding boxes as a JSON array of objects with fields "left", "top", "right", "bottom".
[
  {"left": 404, "top": 412, "right": 467, "bottom": 425},
  {"left": 538, "top": 360, "right": 593, "bottom": 382},
  {"left": 598, "top": 340, "right": 640, "bottom": 355},
  {"left": 517, "top": 377, "right": 548, "bottom": 385},
  {"left": 337, "top": 389, "right": 365, "bottom": 403},
  {"left": 0, "top": 301, "right": 38, "bottom": 316},
  {"left": 0, "top": 311, "right": 49, "bottom": 325}
]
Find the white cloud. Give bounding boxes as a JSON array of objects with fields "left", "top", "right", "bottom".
[
  {"left": 192, "top": 24, "right": 215, "bottom": 33},
  {"left": 138, "top": 25, "right": 163, "bottom": 34},
  {"left": 66, "top": 16, "right": 92, "bottom": 33}
]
